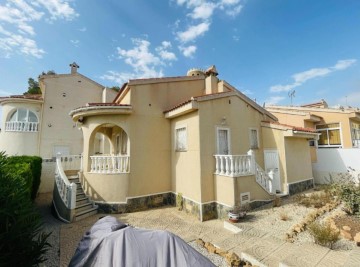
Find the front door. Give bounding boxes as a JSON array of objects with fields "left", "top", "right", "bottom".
[{"left": 264, "top": 150, "right": 281, "bottom": 193}]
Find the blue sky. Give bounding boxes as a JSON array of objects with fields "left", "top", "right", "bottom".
[{"left": 1, "top": 0, "right": 360, "bottom": 108}]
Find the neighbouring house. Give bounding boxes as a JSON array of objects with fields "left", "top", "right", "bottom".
[
  {"left": 0, "top": 63, "right": 117, "bottom": 193},
  {"left": 54, "top": 66, "right": 318, "bottom": 222},
  {"left": 266, "top": 100, "right": 360, "bottom": 184}
]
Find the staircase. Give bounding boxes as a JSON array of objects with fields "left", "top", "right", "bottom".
[{"left": 65, "top": 170, "right": 98, "bottom": 222}]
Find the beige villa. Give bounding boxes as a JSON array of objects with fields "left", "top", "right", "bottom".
[
  {"left": 63, "top": 66, "right": 319, "bottom": 221},
  {"left": 266, "top": 100, "right": 360, "bottom": 184},
  {"left": 0, "top": 63, "right": 117, "bottom": 193}
]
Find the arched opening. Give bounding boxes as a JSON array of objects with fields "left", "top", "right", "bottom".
[
  {"left": 88, "top": 124, "right": 130, "bottom": 173},
  {"left": 6, "top": 108, "right": 39, "bottom": 132}
]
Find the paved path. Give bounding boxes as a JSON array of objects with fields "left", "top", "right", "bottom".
[{"left": 37, "top": 193, "right": 360, "bottom": 267}]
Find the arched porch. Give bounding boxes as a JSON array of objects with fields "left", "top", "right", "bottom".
[{"left": 88, "top": 123, "right": 130, "bottom": 174}]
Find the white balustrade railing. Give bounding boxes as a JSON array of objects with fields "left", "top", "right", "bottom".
[
  {"left": 255, "top": 163, "right": 272, "bottom": 193},
  {"left": 90, "top": 155, "right": 130, "bottom": 174},
  {"left": 214, "top": 154, "right": 253, "bottom": 177},
  {"left": 5, "top": 121, "right": 39, "bottom": 132},
  {"left": 60, "top": 154, "right": 83, "bottom": 171},
  {"left": 54, "top": 153, "right": 77, "bottom": 210}
]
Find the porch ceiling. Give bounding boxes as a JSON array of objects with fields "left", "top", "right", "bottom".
[{"left": 349, "top": 112, "right": 360, "bottom": 122}]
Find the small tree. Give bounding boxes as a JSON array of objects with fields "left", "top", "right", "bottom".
[{"left": 24, "top": 78, "right": 41, "bottom": 95}]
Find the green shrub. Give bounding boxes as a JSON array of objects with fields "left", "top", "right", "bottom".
[
  {"left": 308, "top": 221, "right": 339, "bottom": 248},
  {"left": 7, "top": 156, "right": 42, "bottom": 200},
  {"left": 0, "top": 152, "right": 50, "bottom": 266}
]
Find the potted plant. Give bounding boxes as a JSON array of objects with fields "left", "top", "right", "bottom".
[{"left": 228, "top": 204, "right": 250, "bottom": 222}]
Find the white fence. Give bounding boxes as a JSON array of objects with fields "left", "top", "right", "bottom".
[
  {"left": 90, "top": 155, "right": 130, "bottom": 174},
  {"left": 214, "top": 154, "right": 252, "bottom": 177},
  {"left": 5, "top": 121, "right": 39, "bottom": 132},
  {"left": 54, "top": 154, "right": 77, "bottom": 210}
]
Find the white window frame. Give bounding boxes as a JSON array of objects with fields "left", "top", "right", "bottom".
[
  {"left": 249, "top": 128, "right": 259, "bottom": 149},
  {"left": 351, "top": 122, "right": 360, "bottom": 148},
  {"left": 216, "top": 127, "right": 231, "bottom": 155},
  {"left": 8, "top": 108, "right": 38, "bottom": 123},
  {"left": 175, "top": 126, "right": 187, "bottom": 152},
  {"left": 316, "top": 122, "right": 343, "bottom": 148}
]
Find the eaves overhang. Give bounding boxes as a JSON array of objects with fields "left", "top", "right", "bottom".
[
  {"left": 164, "top": 100, "right": 198, "bottom": 119},
  {"left": 349, "top": 112, "right": 360, "bottom": 122},
  {"left": 69, "top": 105, "right": 132, "bottom": 121}
]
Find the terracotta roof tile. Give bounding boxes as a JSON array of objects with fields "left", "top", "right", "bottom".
[
  {"left": 0, "top": 94, "right": 43, "bottom": 100},
  {"left": 86, "top": 103, "right": 131, "bottom": 107},
  {"left": 262, "top": 121, "right": 317, "bottom": 133}
]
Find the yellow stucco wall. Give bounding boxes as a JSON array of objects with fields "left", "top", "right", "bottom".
[
  {"left": 0, "top": 101, "right": 41, "bottom": 156},
  {"left": 171, "top": 112, "right": 201, "bottom": 202},
  {"left": 39, "top": 74, "right": 104, "bottom": 158},
  {"left": 284, "top": 138, "right": 313, "bottom": 184}
]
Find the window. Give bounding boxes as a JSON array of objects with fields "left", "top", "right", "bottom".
[
  {"left": 9, "top": 108, "right": 38, "bottom": 123},
  {"left": 351, "top": 122, "right": 360, "bottom": 148},
  {"left": 316, "top": 123, "right": 341, "bottom": 147},
  {"left": 175, "top": 127, "right": 187, "bottom": 151},
  {"left": 217, "top": 127, "right": 230, "bottom": 154},
  {"left": 6, "top": 108, "right": 39, "bottom": 132},
  {"left": 249, "top": 128, "right": 259, "bottom": 149}
]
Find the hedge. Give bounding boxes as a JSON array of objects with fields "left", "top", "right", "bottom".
[
  {"left": 0, "top": 152, "right": 50, "bottom": 266},
  {"left": 7, "top": 155, "right": 42, "bottom": 200}
]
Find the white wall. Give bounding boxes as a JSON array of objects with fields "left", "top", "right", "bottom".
[{"left": 312, "top": 148, "right": 360, "bottom": 184}]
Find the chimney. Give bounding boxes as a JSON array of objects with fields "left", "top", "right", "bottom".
[{"left": 69, "top": 62, "right": 79, "bottom": 74}]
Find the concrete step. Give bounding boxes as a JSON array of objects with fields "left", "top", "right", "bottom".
[
  {"left": 75, "top": 207, "right": 98, "bottom": 221},
  {"left": 76, "top": 192, "right": 86, "bottom": 199},
  {"left": 76, "top": 197, "right": 89, "bottom": 206},
  {"left": 65, "top": 170, "right": 79, "bottom": 176},
  {"left": 76, "top": 202, "right": 94, "bottom": 213}
]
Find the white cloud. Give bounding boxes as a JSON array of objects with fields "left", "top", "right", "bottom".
[
  {"left": 0, "top": 25, "right": 45, "bottom": 58},
  {"left": 100, "top": 71, "right": 137, "bottom": 85},
  {"left": 0, "top": 0, "right": 77, "bottom": 58},
  {"left": 179, "top": 45, "right": 197, "bottom": 57},
  {"left": 108, "top": 38, "right": 179, "bottom": 83},
  {"left": 173, "top": 0, "right": 244, "bottom": 57},
  {"left": 189, "top": 2, "right": 216, "bottom": 20},
  {"left": 332, "top": 59, "right": 357, "bottom": 70},
  {"left": 270, "top": 59, "right": 357, "bottom": 93},
  {"left": 177, "top": 22, "right": 210, "bottom": 43},
  {"left": 78, "top": 27, "right": 87, "bottom": 32},
  {"left": 70, "top": 39, "right": 79, "bottom": 47},
  {"left": 155, "top": 41, "right": 177, "bottom": 61},
  {"left": 265, "top": 96, "right": 286, "bottom": 105},
  {"left": 33, "top": 0, "right": 78, "bottom": 21},
  {"left": 338, "top": 91, "right": 360, "bottom": 108}
]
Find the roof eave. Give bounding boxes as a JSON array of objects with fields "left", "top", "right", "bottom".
[
  {"left": 164, "top": 101, "right": 199, "bottom": 119},
  {"left": 70, "top": 106, "right": 132, "bottom": 121}
]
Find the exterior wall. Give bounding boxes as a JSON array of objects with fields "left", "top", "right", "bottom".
[
  {"left": 313, "top": 148, "right": 360, "bottom": 184},
  {"left": 198, "top": 96, "right": 267, "bottom": 203},
  {"left": 270, "top": 112, "right": 308, "bottom": 128},
  {"left": 262, "top": 127, "right": 314, "bottom": 194},
  {"left": 261, "top": 127, "right": 287, "bottom": 192},
  {"left": 0, "top": 101, "right": 41, "bottom": 156},
  {"left": 284, "top": 137, "right": 313, "bottom": 184},
  {"left": 308, "top": 110, "right": 353, "bottom": 148},
  {"left": 39, "top": 74, "right": 103, "bottom": 158},
  {"left": 171, "top": 112, "right": 202, "bottom": 203}
]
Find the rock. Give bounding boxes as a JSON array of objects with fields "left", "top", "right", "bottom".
[
  {"left": 225, "top": 252, "right": 241, "bottom": 267},
  {"left": 196, "top": 238, "right": 205, "bottom": 247},
  {"left": 204, "top": 242, "right": 217, "bottom": 253},
  {"left": 354, "top": 232, "right": 360, "bottom": 246},
  {"left": 342, "top": 226, "right": 351, "bottom": 231},
  {"left": 340, "top": 229, "right": 352, "bottom": 240}
]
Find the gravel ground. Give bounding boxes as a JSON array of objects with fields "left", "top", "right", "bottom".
[{"left": 189, "top": 241, "right": 229, "bottom": 267}]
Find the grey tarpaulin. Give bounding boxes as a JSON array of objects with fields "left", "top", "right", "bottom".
[{"left": 69, "top": 216, "right": 215, "bottom": 267}]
